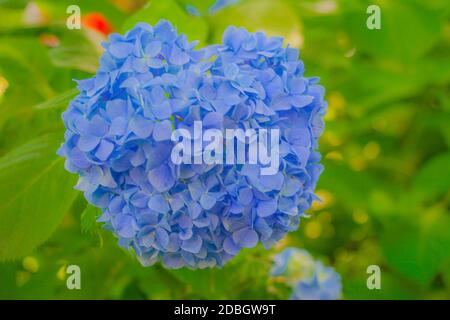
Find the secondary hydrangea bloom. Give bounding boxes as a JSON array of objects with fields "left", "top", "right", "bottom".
[
  {"left": 58, "top": 20, "right": 326, "bottom": 269},
  {"left": 271, "top": 247, "right": 316, "bottom": 286},
  {"left": 290, "top": 263, "right": 342, "bottom": 300},
  {"left": 271, "top": 248, "right": 342, "bottom": 300}
]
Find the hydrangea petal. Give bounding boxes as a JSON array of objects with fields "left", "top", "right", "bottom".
[
  {"left": 95, "top": 140, "right": 114, "bottom": 161},
  {"left": 256, "top": 199, "right": 278, "bottom": 217},
  {"left": 148, "top": 194, "right": 170, "bottom": 213},
  {"left": 148, "top": 164, "right": 175, "bottom": 192},
  {"left": 232, "top": 227, "right": 258, "bottom": 248},
  {"left": 181, "top": 235, "right": 202, "bottom": 254},
  {"left": 153, "top": 120, "right": 173, "bottom": 141}
]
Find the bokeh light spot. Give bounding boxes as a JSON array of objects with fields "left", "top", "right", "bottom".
[{"left": 305, "top": 221, "right": 322, "bottom": 239}]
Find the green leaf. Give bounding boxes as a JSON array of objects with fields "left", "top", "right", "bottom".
[
  {"left": 381, "top": 209, "right": 450, "bottom": 286},
  {"left": 137, "top": 266, "right": 183, "bottom": 299},
  {"left": 168, "top": 268, "right": 230, "bottom": 298},
  {"left": 49, "top": 45, "right": 100, "bottom": 74},
  {"left": 167, "top": 246, "right": 270, "bottom": 299},
  {"left": 33, "top": 88, "right": 78, "bottom": 110},
  {"left": 412, "top": 152, "right": 450, "bottom": 202},
  {"left": 176, "top": 0, "right": 216, "bottom": 15},
  {"left": 80, "top": 204, "right": 101, "bottom": 234},
  {"left": 344, "top": 272, "right": 417, "bottom": 300},
  {"left": 318, "top": 161, "right": 378, "bottom": 209},
  {"left": 0, "top": 133, "right": 78, "bottom": 260},
  {"left": 0, "top": 37, "right": 55, "bottom": 101},
  {"left": 343, "top": 1, "right": 442, "bottom": 62},
  {"left": 121, "top": 0, "right": 209, "bottom": 44},
  {"left": 47, "top": 29, "right": 101, "bottom": 74}
]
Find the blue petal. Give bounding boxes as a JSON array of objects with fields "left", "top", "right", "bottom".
[
  {"left": 148, "top": 164, "right": 175, "bottom": 192},
  {"left": 88, "top": 116, "right": 108, "bottom": 137},
  {"left": 188, "top": 181, "right": 204, "bottom": 201},
  {"left": 282, "top": 178, "right": 301, "bottom": 197},
  {"left": 288, "top": 77, "right": 306, "bottom": 95},
  {"left": 222, "top": 26, "right": 246, "bottom": 51},
  {"left": 154, "top": 20, "right": 177, "bottom": 42},
  {"left": 199, "top": 84, "right": 217, "bottom": 100},
  {"left": 203, "top": 112, "right": 223, "bottom": 129},
  {"left": 200, "top": 193, "right": 216, "bottom": 210},
  {"left": 115, "top": 214, "right": 137, "bottom": 238},
  {"left": 223, "top": 236, "right": 240, "bottom": 255},
  {"left": 78, "top": 135, "right": 100, "bottom": 152},
  {"left": 156, "top": 227, "right": 170, "bottom": 249},
  {"left": 145, "top": 40, "right": 162, "bottom": 58},
  {"left": 130, "top": 192, "right": 149, "bottom": 208},
  {"left": 163, "top": 254, "right": 184, "bottom": 269},
  {"left": 150, "top": 86, "right": 166, "bottom": 104},
  {"left": 70, "top": 148, "right": 91, "bottom": 169},
  {"left": 130, "top": 148, "right": 146, "bottom": 167},
  {"left": 95, "top": 139, "right": 114, "bottom": 161},
  {"left": 167, "top": 233, "right": 181, "bottom": 252},
  {"left": 291, "top": 145, "right": 310, "bottom": 167},
  {"left": 147, "top": 58, "right": 165, "bottom": 69},
  {"left": 260, "top": 172, "right": 284, "bottom": 191},
  {"left": 169, "top": 195, "right": 185, "bottom": 211},
  {"left": 187, "top": 202, "right": 202, "bottom": 219},
  {"left": 109, "top": 117, "right": 127, "bottom": 136},
  {"left": 232, "top": 227, "right": 259, "bottom": 248},
  {"left": 131, "top": 57, "right": 148, "bottom": 73},
  {"left": 169, "top": 45, "right": 190, "bottom": 65},
  {"left": 109, "top": 41, "right": 134, "bottom": 59},
  {"left": 106, "top": 99, "right": 128, "bottom": 119},
  {"left": 148, "top": 194, "right": 170, "bottom": 213},
  {"left": 292, "top": 95, "right": 314, "bottom": 108},
  {"left": 177, "top": 215, "right": 193, "bottom": 229},
  {"left": 256, "top": 199, "right": 278, "bottom": 217},
  {"left": 224, "top": 63, "right": 239, "bottom": 79},
  {"left": 181, "top": 235, "right": 202, "bottom": 254},
  {"left": 288, "top": 127, "right": 311, "bottom": 147},
  {"left": 238, "top": 188, "right": 253, "bottom": 205},
  {"left": 153, "top": 120, "right": 173, "bottom": 141},
  {"left": 140, "top": 232, "right": 155, "bottom": 248},
  {"left": 179, "top": 228, "right": 193, "bottom": 241},
  {"left": 144, "top": 142, "right": 172, "bottom": 169},
  {"left": 153, "top": 101, "right": 173, "bottom": 120},
  {"left": 130, "top": 116, "right": 153, "bottom": 138}
]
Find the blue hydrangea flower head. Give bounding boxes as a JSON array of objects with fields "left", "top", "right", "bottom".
[
  {"left": 271, "top": 248, "right": 316, "bottom": 286},
  {"left": 58, "top": 21, "right": 326, "bottom": 269},
  {"left": 291, "top": 262, "right": 342, "bottom": 300},
  {"left": 271, "top": 248, "right": 342, "bottom": 300}
]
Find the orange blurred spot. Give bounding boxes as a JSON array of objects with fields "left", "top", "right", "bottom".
[
  {"left": 82, "top": 13, "right": 114, "bottom": 36},
  {"left": 39, "top": 33, "right": 60, "bottom": 48}
]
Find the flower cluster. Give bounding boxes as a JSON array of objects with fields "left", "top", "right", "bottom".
[
  {"left": 271, "top": 248, "right": 342, "bottom": 300},
  {"left": 58, "top": 20, "right": 326, "bottom": 269}
]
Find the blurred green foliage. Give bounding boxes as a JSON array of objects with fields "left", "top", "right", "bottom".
[{"left": 0, "top": 0, "right": 449, "bottom": 299}]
